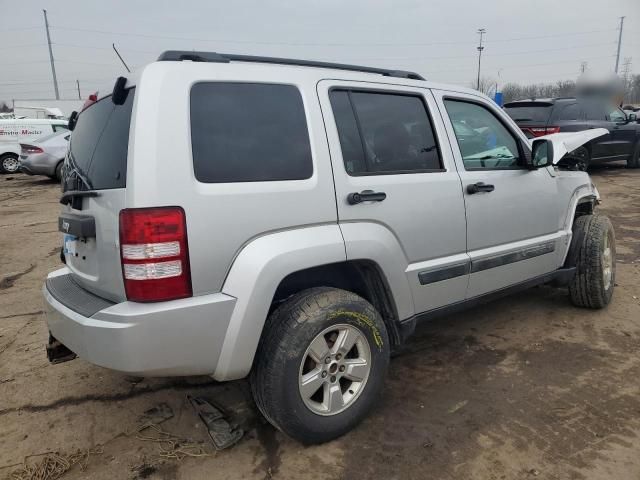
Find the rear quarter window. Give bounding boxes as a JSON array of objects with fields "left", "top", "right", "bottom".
[
  {"left": 190, "top": 83, "right": 313, "bottom": 183},
  {"left": 503, "top": 103, "right": 553, "bottom": 123},
  {"left": 66, "top": 89, "right": 134, "bottom": 191}
]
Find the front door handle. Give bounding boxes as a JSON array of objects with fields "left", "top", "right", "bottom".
[
  {"left": 467, "top": 182, "right": 495, "bottom": 194},
  {"left": 347, "top": 190, "right": 387, "bottom": 205}
]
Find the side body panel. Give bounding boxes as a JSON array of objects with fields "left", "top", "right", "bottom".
[
  {"left": 214, "top": 225, "right": 346, "bottom": 380},
  {"left": 432, "top": 89, "right": 566, "bottom": 298},
  {"left": 317, "top": 80, "right": 469, "bottom": 317}
]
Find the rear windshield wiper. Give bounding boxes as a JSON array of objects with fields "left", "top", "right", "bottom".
[{"left": 60, "top": 190, "right": 100, "bottom": 206}]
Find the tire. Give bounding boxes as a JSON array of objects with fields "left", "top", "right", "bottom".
[
  {"left": 251, "top": 287, "right": 390, "bottom": 444},
  {"left": 54, "top": 161, "right": 63, "bottom": 182},
  {"left": 0, "top": 153, "right": 19, "bottom": 174},
  {"left": 568, "top": 214, "right": 616, "bottom": 309},
  {"left": 627, "top": 142, "right": 640, "bottom": 169}
]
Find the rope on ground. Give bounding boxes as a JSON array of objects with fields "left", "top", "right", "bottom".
[
  {"left": 8, "top": 446, "right": 103, "bottom": 480},
  {"left": 135, "top": 422, "right": 212, "bottom": 461}
]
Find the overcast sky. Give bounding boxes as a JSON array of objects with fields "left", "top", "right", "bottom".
[{"left": 1, "top": 0, "right": 638, "bottom": 103}]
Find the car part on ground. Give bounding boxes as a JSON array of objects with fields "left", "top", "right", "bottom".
[{"left": 188, "top": 396, "right": 244, "bottom": 450}]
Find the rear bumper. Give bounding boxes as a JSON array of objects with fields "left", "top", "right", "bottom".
[
  {"left": 19, "top": 154, "right": 57, "bottom": 176},
  {"left": 43, "top": 268, "right": 237, "bottom": 376}
]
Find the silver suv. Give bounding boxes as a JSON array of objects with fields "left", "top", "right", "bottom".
[{"left": 44, "top": 51, "right": 616, "bottom": 444}]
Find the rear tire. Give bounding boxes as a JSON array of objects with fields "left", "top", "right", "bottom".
[
  {"left": 0, "top": 153, "right": 19, "bottom": 174},
  {"left": 54, "top": 161, "right": 63, "bottom": 181},
  {"left": 251, "top": 287, "right": 390, "bottom": 444},
  {"left": 627, "top": 142, "right": 640, "bottom": 169},
  {"left": 568, "top": 214, "right": 616, "bottom": 309}
]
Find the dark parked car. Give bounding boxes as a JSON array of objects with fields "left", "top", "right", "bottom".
[{"left": 504, "top": 98, "right": 640, "bottom": 169}]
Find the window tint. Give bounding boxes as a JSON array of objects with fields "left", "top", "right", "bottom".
[
  {"left": 190, "top": 83, "right": 312, "bottom": 183},
  {"left": 66, "top": 88, "right": 135, "bottom": 191},
  {"left": 444, "top": 99, "right": 520, "bottom": 169},
  {"left": 555, "top": 103, "right": 582, "bottom": 121},
  {"left": 330, "top": 90, "right": 442, "bottom": 175}
]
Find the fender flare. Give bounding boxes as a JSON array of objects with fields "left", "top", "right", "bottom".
[
  {"left": 560, "top": 183, "right": 598, "bottom": 265},
  {"left": 213, "top": 224, "right": 346, "bottom": 381}
]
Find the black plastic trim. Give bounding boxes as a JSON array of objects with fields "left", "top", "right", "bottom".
[
  {"left": 418, "top": 262, "right": 470, "bottom": 285},
  {"left": 471, "top": 242, "right": 555, "bottom": 273},
  {"left": 46, "top": 274, "right": 114, "bottom": 318},
  {"left": 58, "top": 213, "right": 96, "bottom": 238},
  {"left": 400, "top": 267, "right": 575, "bottom": 335},
  {"left": 157, "top": 51, "right": 425, "bottom": 80}
]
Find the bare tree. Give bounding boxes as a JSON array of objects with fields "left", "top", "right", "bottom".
[{"left": 470, "top": 76, "right": 497, "bottom": 96}]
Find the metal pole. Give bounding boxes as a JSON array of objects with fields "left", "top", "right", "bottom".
[
  {"left": 43, "top": 9, "right": 59, "bottom": 100},
  {"left": 76, "top": 80, "right": 81, "bottom": 100},
  {"left": 112, "top": 44, "right": 131, "bottom": 73},
  {"left": 614, "top": 16, "right": 625, "bottom": 74},
  {"left": 476, "top": 28, "right": 486, "bottom": 91}
]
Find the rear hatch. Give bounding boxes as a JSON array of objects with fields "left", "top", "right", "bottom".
[
  {"left": 503, "top": 101, "right": 554, "bottom": 138},
  {"left": 60, "top": 88, "right": 135, "bottom": 303}
]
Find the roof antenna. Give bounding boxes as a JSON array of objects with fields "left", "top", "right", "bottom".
[{"left": 112, "top": 43, "right": 131, "bottom": 73}]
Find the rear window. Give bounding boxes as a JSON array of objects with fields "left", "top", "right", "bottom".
[
  {"left": 65, "top": 88, "right": 135, "bottom": 191},
  {"left": 190, "top": 83, "right": 313, "bottom": 183},
  {"left": 503, "top": 103, "right": 553, "bottom": 123}
]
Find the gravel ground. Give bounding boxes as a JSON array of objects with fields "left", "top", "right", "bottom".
[{"left": 1, "top": 164, "right": 639, "bottom": 480}]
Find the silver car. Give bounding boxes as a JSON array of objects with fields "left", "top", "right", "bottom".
[
  {"left": 43, "top": 52, "right": 616, "bottom": 444},
  {"left": 19, "top": 131, "right": 70, "bottom": 181}
]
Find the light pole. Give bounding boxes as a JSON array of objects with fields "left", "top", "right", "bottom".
[{"left": 476, "top": 28, "right": 486, "bottom": 91}]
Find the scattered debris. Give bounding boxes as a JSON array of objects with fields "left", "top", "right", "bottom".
[
  {"left": 0, "top": 264, "right": 35, "bottom": 290},
  {"left": 528, "top": 467, "right": 540, "bottom": 476},
  {"left": 137, "top": 403, "right": 174, "bottom": 428},
  {"left": 448, "top": 400, "right": 468, "bottom": 414},
  {"left": 189, "top": 396, "right": 244, "bottom": 450},
  {"left": 136, "top": 423, "right": 211, "bottom": 461},
  {"left": 9, "top": 447, "right": 103, "bottom": 480}
]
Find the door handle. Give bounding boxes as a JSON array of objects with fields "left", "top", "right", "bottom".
[
  {"left": 466, "top": 182, "right": 495, "bottom": 194},
  {"left": 347, "top": 190, "right": 387, "bottom": 205}
]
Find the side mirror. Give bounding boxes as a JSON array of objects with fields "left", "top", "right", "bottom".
[
  {"left": 68, "top": 111, "right": 78, "bottom": 131},
  {"left": 531, "top": 139, "right": 553, "bottom": 169},
  {"left": 629, "top": 113, "right": 637, "bottom": 122}
]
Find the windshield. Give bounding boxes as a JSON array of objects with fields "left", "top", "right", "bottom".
[
  {"left": 63, "top": 88, "right": 135, "bottom": 192},
  {"left": 503, "top": 103, "right": 553, "bottom": 123}
]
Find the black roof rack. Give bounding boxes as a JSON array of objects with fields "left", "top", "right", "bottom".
[{"left": 157, "top": 50, "right": 425, "bottom": 81}]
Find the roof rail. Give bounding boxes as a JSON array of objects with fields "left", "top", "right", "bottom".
[{"left": 157, "top": 51, "right": 426, "bottom": 81}]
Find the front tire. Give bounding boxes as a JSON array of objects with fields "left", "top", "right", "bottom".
[
  {"left": 627, "top": 142, "right": 640, "bottom": 169},
  {"left": 54, "top": 161, "right": 64, "bottom": 181},
  {"left": 569, "top": 214, "right": 616, "bottom": 308},
  {"left": 0, "top": 153, "right": 19, "bottom": 174},
  {"left": 251, "top": 287, "right": 390, "bottom": 444}
]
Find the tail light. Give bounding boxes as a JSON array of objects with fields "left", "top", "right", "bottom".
[
  {"left": 119, "top": 207, "right": 192, "bottom": 302},
  {"left": 527, "top": 126, "right": 560, "bottom": 137},
  {"left": 20, "top": 144, "right": 43, "bottom": 154}
]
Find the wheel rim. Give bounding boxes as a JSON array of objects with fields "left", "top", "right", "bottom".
[
  {"left": 298, "top": 323, "right": 371, "bottom": 416},
  {"left": 602, "top": 233, "right": 613, "bottom": 290},
  {"left": 2, "top": 156, "right": 19, "bottom": 173}
]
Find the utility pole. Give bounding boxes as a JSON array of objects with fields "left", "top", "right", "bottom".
[
  {"left": 614, "top": 16, "right": 625, "bottom": 74},
  {"left": 621, "top": 58, "right": 632, "bottom": 102},
  {"left": 476, "top": 28, "right": 486, "bottom": 91},
  {"left": 580, "top": 61, "right": 588, "bottom": 74},
  {"left": 76, "top": 80, "right": 81, "bottom": 100},
  {"left": 43, "top": 9, "right": 59, "bottom": 100}
]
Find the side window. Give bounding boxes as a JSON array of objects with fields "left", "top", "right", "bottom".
[
  {"left": 607, "top": 107, "right": 626, "bottom": 123},
  {"left": 444, "top": 99, "right": 521, "bottom": 170},
  {"left": 584, "top": 103, "right": 606, "bottom": 121},
  {"left": 556, "top": 103, "right": 583, "bottom": 121},
  {"left": 53, "top": 124, "right": 69, "bottom": 132},
  {"left": 330, "top": 89, "right": 442, "bottom": 175},
  {"left": 190, "top": 83, "right": 313, "bottom": 183}
]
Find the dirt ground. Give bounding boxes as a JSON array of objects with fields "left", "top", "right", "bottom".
[{"left": 1, "top": 164, "right": 639, "bottom": 480}]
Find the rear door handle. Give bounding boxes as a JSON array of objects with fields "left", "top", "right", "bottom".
[
  {"left": 466, "top": 182, "right": 495, "bottom": 194},
  {"left": 347, "top": 190, "right": 387, "bottom": 205}
]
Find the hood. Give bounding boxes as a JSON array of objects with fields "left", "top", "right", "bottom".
[{"left": 531, "top": 128, "right": 608, "bottom": 165}]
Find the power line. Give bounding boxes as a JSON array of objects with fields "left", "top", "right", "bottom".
[{"left": 47, "top": 25, "right": 618, "bottom": 48}]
